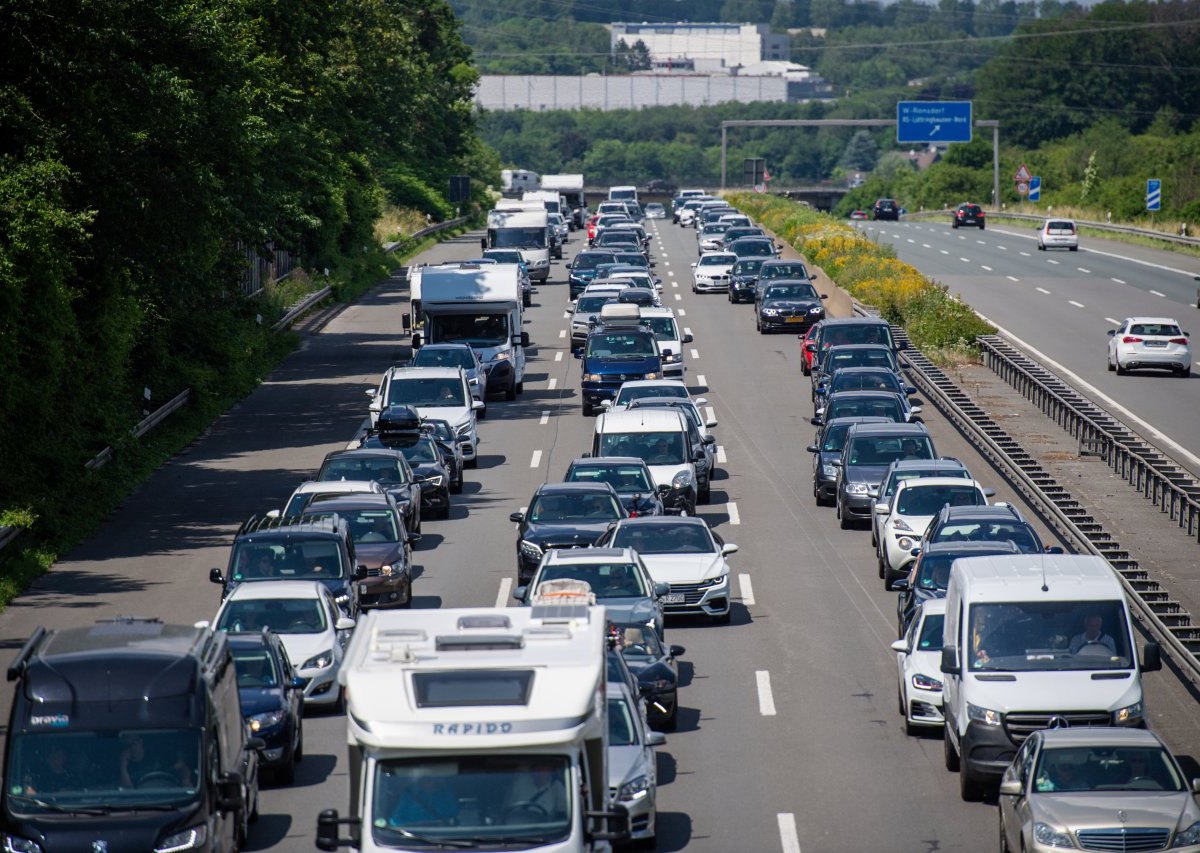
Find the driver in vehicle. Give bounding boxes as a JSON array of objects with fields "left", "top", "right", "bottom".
[
  {"left": 119, "top": 733, "right": 194, "bottom": 789},
  {"left": 1069, "top": 613, "right": 1116, "bottom": 655},
  {"left": 503, "top": 762, "right": 567, "bottom": 823}
]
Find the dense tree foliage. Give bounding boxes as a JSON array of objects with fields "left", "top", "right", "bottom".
[{"left": 0, "top": 0, "right": 486, "bottom": 538}]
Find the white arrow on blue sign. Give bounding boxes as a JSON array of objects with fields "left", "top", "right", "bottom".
[
  {"left": 1147, "top": 178, "right": 1162, "bottom": 211},
  {"left": 1029, "top": 176, "right": 1041, "bottom": 203}
]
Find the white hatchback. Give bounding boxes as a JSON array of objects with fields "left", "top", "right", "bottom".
[
  {"left": 891, "top": 598, "right": 946, "bottom": 734},
  {"left": 1107, "top": 316, "right": 1192, "bottom": 377},
  {"left": 1037, "top": 218, "right": 1078, "bottom": 251}
]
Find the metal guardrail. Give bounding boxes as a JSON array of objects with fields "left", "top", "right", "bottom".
[
  {"left": 903, "top": 209, "right": 1200, "bottom": 249},
  {"left": 271, "top": 285, "right": 332, "bottom": 333},
  {"left": 852, "top": 302, "right": 1200, "bottom": 684},
  {"left": 384, "top": 216, "right": 469, "bottom": 255},
  {"left": 979, "top": 335, "right": 1200, "bottom": 542}
]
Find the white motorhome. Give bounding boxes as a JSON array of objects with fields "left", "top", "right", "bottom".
[
  {"left": 314, "top": 599, "right": 631, "bottom": 852},
  {"left": 940, "top": 554, "right": 1161, "bottom": 802},
  {"left": 541, "top": 175, "right": 587, "bottom": 228},
  {"left": 486, "top": 206, "right": 551, "bottom": 282},
  {"left": 407, "top": 264, "right": 527, "bottom": 401},
  {"left": 523, "top": 190, "right": 566, "bottom": 221},
  {"left": 501, "top": 168, "right": 539, "bottom": 197}
]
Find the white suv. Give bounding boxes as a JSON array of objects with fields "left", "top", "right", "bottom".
[{"left": 366, "top": 366, "right": 483, "bottom": 464}]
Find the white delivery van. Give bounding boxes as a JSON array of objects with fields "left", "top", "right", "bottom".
[
  {"left": 940, "top": 553, "right": 1161, "bottom": 802},
  {"left": 591, "top": 408, "right": 699, "bottom": 516},
  {"left": 407, "top": 264, "right": 527, "bottom": 401},
  {"left": 315, "top": 598, "right": 631, "bottom": 852},
  {"left": 541, "top": 174, "right": 587, "bottom": 227},
  {"left": 486, "top": 207, "right": 551, "bottom": 281},
  {"left": 608, "top": 185, "right": 638, "bottom": 203}
]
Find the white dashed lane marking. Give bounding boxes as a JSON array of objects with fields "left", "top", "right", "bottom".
[
  {"left": 1077, "top": 267, "right": 1091, "bottom": 273},
  {"left": 1006, "top": 276, "right": 1019, "bottom": 282},
  {"left": 674, "top": 294, "right": 682, "bottom": 301},
  {"left": 727, "top": 502, "right": 741, "bottom": 525},
  {"left": 1036, "top": 287, "right": 1052, "bottom": 295},
  {"left": 539, "top": 411, "right": 550, "bottom": 425},
  {"left": 554, "top": 351, "right": 563, "bottom": 362},
  {"left": 716, "top": 445, "right": 727, "bottom": 464},
  {"left": 778, "top": 814, "right": 801, "bottom": 853},
  {"left": 495, "top": 578, "right": 512, "bottom": 608},
  {"left": 738, "top": 573, "right": 754, "bottom": 605},
  {"left": 1113, "top": 278, "right": 1126, "bottom": 284},
  {"left": 548, "top": 378, "right": 558, "bottom": 390},
  {"left": 558, "top": 329, "right": 566, "bottom": 339},
  {"left": 696, "top": 374, "right": 706, "bottom": 386},
  {"left": 690, "top": 348, "right": 700, "bottom": 360},
  {"left": 981, "top": 265, "right": 992, "bottom": 272},
  {"left": 1069, "top": 300, "right": 1085, "bottom": 308},
  {"left": 756, "top": 671, "right": 777, "bottom": 716},
  {"left": 1151, "top": 290, "right": 1166, "bottom": 297},
  {"left": 529, "top": 450, "right": 542, "bottom": 468}
]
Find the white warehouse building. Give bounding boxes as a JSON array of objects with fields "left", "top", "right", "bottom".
[{"left": 610, "top": 22, "right": 791, "bottom": 72}]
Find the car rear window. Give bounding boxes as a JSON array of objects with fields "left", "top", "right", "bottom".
[
  {"left": 1047, "top": 221, "right": 1075, "bottom": 232},
  {"left": 1129, "top": 323, "right": 1182, "bottom": 336}
]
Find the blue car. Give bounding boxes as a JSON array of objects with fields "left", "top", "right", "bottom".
[
  {"left": 227, "top": 630, "right": 305, "bottom": 784},
  {"left": 574, "top": 312, "right": 663, "bottom": 416}
]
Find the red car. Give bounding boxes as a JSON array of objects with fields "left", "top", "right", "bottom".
[
  {"left": 585, "top": 214, "right": 602, "bottom": 242},
  {"left": 800, "top": 322, "right": 823, "bottom": 376}
]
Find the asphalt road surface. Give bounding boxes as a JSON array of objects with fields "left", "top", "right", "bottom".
[{"left": 2, "top": 218, "right": 1199, "bottom": 851}]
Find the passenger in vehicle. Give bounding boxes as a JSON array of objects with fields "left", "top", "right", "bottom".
[{"left": 22, "top": 744, "right": 82, "bottom": 794}]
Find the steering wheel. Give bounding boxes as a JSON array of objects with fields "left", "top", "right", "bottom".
[
  {"left": 135, "top": 771, "right": 180, "bottom": 789},
  {"left": 505, "top": 800, "right": 550, "bottom": 820}
]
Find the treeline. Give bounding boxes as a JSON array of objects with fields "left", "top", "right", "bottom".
[{"left": 0, "top": 0, "right": 487, "bottom": 540}]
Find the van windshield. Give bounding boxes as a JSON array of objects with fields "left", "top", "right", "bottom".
[
  {"left": 490, "top": 227, "right": 545, "bottom": 249},
  {"left": 7, "top": 729, "right": 202, "bottom": 813},
  {"left": 372, "top": 756, "right": 571, "bottom": 847},
  {"left": 598, "top": 431, "right": 686, "bottom": 465},
  {"left": 968, "top": 600, "right": 1133, "bottom": 671}
]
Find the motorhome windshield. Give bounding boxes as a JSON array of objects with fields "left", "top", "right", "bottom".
[
  {"left": 428, "top": 314, "right": 509, "bottom": 349},
  {"left": 371, "top": 756, "right": 572, "bottom": 848},
  {"left": 7, "top": 729, "right": 202, "bottom": 813},
  {"left": 968, "top": 600, "right": 1133, "bottom": 672},
  {"left": 490, "top": 227, "right": 546, "bottom": 249}
]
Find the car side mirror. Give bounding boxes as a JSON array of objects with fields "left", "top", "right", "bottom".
[
  {"left": 209, "top": 568, "right": 225, "bottom": 585},
  {"left": 694, "top": 397, "right": 708, "bottom": 405},
  {"left": 806, "top": 444, "right": 819, "bottom": 453},
  {"left": 336, "top": 616, "right": 356, "bottom": 631},
  {"left": 889, "top": 639, "right": 908, "bottom": 653},
  {"left": 354, "top": 565, "right": 369, "bottom": 581},
  {"left": 290, "top": 675, "right": 306, "bottom": 690},
  {"left": 941, "top": 647, "right": 960, "bottom": 675},
  {"left": 661, "top": 348, "right": 672, "bottom": 358},
  {"left": 647, "top": 732, "right": 667, "bottom": 747},
  {"left": 216, "top": 771, "right": 244, "bottom": 813},
  {"left": 910, "top": 405, "right": 923, "bottom": 416},
  {"left": 897, "top": 340, "right": 909, "bottom": 350},
  {"left": 247, "top": 736, "right": 267, "bottom": 752},
  {"left": 867, "top": 488, "right": 879, "bottom": 499},
  {"left": 513, "top": 586, "right": 527, "bottom": 602},
  {"left": 810, "top": 417, "right": 822, "bottom": 426},
  {"left": 721, "top": 543, "right": 739, "bottom": 556},
  {"left": 265, "top": 509, "right": 281, "bottom": 520},
  {"left": 998, "top": 777, "right": 1023, "bottom": 797},
  {"left": 1106, "top": 329, "right": 1117, "bottom": 337},
  {"left": 682, "top": 333, "right": 694, "bottom": 344},
  {"left": 702, "top": 435, "right": 716, "bottom": 445},
  {"left": 364, "top": 387, "right": 377, "bottom": 398},
  {"left": 831, "top": 459, "right": 842, "bottom": 467},
  {"left": 706, "top": 420, "right": 718, "bottom": 429},
  {"left": 983, "top": 488, "right": 996, "bottom": 497},
  {"left": 573, "top": 349, "right": 583, "bottom": 359},
  {"left": 411, "top": 332, "right": 422, "bottom": 350},
  {"left": 600, "top": 400, "right": 612, "bottom": 410},
  {"left": 1191, "top": 778, "right": 1200, "bottom": 795},
  {"left": 509, "top": 512, "right": 524, "bottom": 523},
  {"left": 1142, "top": 641, "right": 1162, "bottom": 673},
  {"left": 472, "top": 400, "right": 485, "bottom": 411},
  {"left": 892, "top": 578, "right": 909, "bottom": 592},
  {"left": 811, "top": 272, "right": 818, "bottom": 279},
  {"left": 874, "top": 503, "right": 889, "bottom": 514},
  {"left": 805, "top": 343, "right": 816, "bottom": 353},
  {"left": 653, "top": 582, "right": 671, "bottom": 597}
]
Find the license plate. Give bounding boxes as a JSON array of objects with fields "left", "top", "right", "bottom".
[
  {"left": 1144, "top": 341, "right": 1167, "bottom": 347},
  {"left": 785, "top": 316, "right": 805, "bottom": 323},
  {"left": 660, "top": 593, "right": 685, "bottom": 604}
]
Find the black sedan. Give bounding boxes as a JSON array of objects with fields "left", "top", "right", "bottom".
[
  {"left": 228, "top": 631, "right": 304, "bottom": 784},
  {"left": 421, "top": 418, "right": 465, "bottom": 494},
  {"left": 811, "top": 344, "right": 902, "bottom": 402},
  {"left": 317, "top": 448, "right": 421, "bottom": 538},
  {"left": 754, "top": 280, "right": 827, "bottom": 334},
  {"left": 893, "top": 541, "right": 1020, "bottom": 638},
  {"left": 820, "top": 366, "right": 916, "bottom": 398},
  {"left": 360, "top": 433, "right": 451, "bottom": 521},
  {"left": 509, "top": 482, "right": 626, "bottom": 582},
  {"left": 726, "top": 236, "right": 779, "bottom": 260},
  {"left": 615, "top": 622, "right": 685, "bottom": 731},
  {"left": 563, "top": 456, "right": 665, "bottom": 517},
  {"left": 727, "top": 258, "right": 764, "bottom": 303}
]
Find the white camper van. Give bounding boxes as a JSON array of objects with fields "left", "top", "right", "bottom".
[
  {"left": 940, "top": 554, "right": 1161, "bottom": 802},
  {"left": 314, "top": 598, "right": 631, "bottom": 852},
  {"left": 486, "top": 207, "right": 551, "bottom": 282}
]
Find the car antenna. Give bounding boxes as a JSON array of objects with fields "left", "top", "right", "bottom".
[{"left": 1039, "top": 552, "right": 1049, "bottom": 593}]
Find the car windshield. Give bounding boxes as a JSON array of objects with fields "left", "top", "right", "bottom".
[
  {"left": 382, "top": 437, "right": 440, "bottom": 464},
  {"left": 233, "top": 648, "right": 281, "bottom": 688},
  {"left": 612, "top": 253, "right": 648, "bottom": 269},
  {"left": 930, "top": 520, "right": 1040, "bottom": 551},
  {"left": 607, "top": 697, "right": 639, "bottom": 747},
  {"left": 731, "top": 240, "right": 773, "bottom": 256},
  {"left": 1032, "top": 746, "right": 1183, "bottom": 794},
  {"left": 230, "top": 541, "right": 346, "bottom": 581},
  {"left": 846, "top": 435, "right": 935, "bottom": 466},
  {"left": 412, "top": 348, "right": 475, "bottom": 371},
  {"left": 217, "top": 597, "right": 328, "bottom": 634},
  {"left": 762, "top": 263, "right": 809, "bottom": 280},
  {"left": 566, "top": 464, "right": 653, "bottom": 494},
  {"left": 820, "top": 423, "right": 854, "bottom": 452},
  {"left": 733, "top": 260, "right": 764, "bottom": 276},
  {"left": 538, "top": 563, "right": 646, "bottom": 598},
  {"left": 896, "top": 484, "right": 982, "bottom": 516},
  {"left": 698, "top": 255, "right": 735, "bottom": 267},
  {"left": 969, "top": 600, "right": 1133, "bottom": 672},
  {"left": 425, "top": 313, "right": 508, "bottom": 348},
  {"left": 371, "top": 756, "right": 571, "bottom": 846},
  {"left": 574, "top": 253, "right": 616, "bottom": 270},
  {"left": 387, "top": 377, "right": 466, "bottom": 408},
  {"left": 917, "top": 614, "right": 945, "bottom": 651},
  {"left": 822, "top": 348, "right": 898, "bottom": 373},
  {"left": 320, "top": 455, "right": 408, "bottom": 485},
  {"left": 597, "top": 233, "right": 639, "bottom": 248},
  {"left": 764, "top": 284, "right": 818, "bottom": 301},
  {"left": 916, "top": 555, "right": 955, "bottom": 590},
  {"left": 576, "top": 295, "right": 616, "bottom": 315},
  {"left": 527, "top": 492, "right": 622, "bottom": 523},
  {"left": 830, "top": 371, "right": 903, "bottom": 394},
  {"left": 611, "top": 273, "right": 654, "bottom": 289},
  {"left": 6, "top": 729, "right": 203, "bottom": 812},
  {"left": 585, "top": 331, "right": 657, "bottom": 359},
  {"left": 826, "top": 396, "right": 905, "bottom": 422},
  {"left": 490, "top": 227, "right": 545, "bottom": 249},
  {"left": 617, "top": 624, "right": 664, "bottom": 658},
  {"left": 884, "top": 468, "right": 968, "bottom": 496},
  {"left": 598, "top": 431, "right": 687, "bottom": 465},
  {"left": 614, "top": 385, "right": 689, "bottom": 405},
  {"left": 822, "top": 324, "right": 893, "bottom": 349},
  {"left": 701, "top": 223, "right": 731, "bottom": 234},
  {"left": 338, "top": 509, "right": 400, "bottom": 544},
  {"left": 611, "top": 522, "right": 714, "bottom": 554}
]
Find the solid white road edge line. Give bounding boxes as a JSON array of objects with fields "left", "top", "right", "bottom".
[
  {"left": 757, "top": 671, "right": 777, "bottom": 716},
  {"left": 778, "top": 813, "right": 802, "bottom": 853}
]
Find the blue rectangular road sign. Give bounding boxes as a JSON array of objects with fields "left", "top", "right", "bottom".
[
  {"left": 897, "top": 101, "right": 973, "bottom": 144},
  {"left": 1029, "top": 176, "right": 1041, "bottom": 202},
  {"left": 1147, "top": 178, "right": 1161, "bottom": 211}
]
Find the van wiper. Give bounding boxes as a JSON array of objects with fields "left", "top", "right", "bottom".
[
  {"left": 393, "top": 828, "right": 476, "bottom": 849},
  {"left": 8, "top": 794, "right": 108, "bottom": 816}
]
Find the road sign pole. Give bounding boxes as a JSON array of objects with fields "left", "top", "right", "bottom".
[
  {"left": 992, "top": 124, "right": 999, "bottom": 211},
  {"left": 720, "top": 126, "right": 727, "bottom": 190}
]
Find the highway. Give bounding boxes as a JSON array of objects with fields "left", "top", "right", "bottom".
[
  {"left": 3, "top": 216, "right": 1200, "bottom": 852},
  {"left": 856, "top": 217, "right": 1200, "bottom": 476}
]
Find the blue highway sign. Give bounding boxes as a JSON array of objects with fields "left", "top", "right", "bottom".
[
  {"left": 897, "top": 101, "right": 973, "bottom": 144},
  {"left": 1029, "top": 176, "right": 1041, "bottom": 203},
  {"left": 1146, "top": 178, "right": 1161, "bottom": 211}
]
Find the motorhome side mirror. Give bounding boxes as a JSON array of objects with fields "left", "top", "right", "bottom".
[
  {"left": 941, "top": 647, "right": 961, "bottom": 675},
  {"left": 998, "top": 778, "right": 1023, "bottom": 797},
  {"left": 682, "top": 333, "right": 694, "bottom": 344},
  {"left": 647, "top": 731, "right": 667, "bottom": 747},
  {"left": 216, "top": 771, "right": 244, "bottom": 813},
  {"left": 316, "top": 809, "right": 362, "bottom": 852},
  {"left": 521, "top": 332, "right": 530, "bottom": 348},
  {"left": 335, "top": 616, "right": 356, "bottom": 631},
  {"left": 209, "top": 568, "right": 224, "bottom": 585},
  {"left": 509, "top": 512, "right": 525, "bottom": 523},
  {"left": 401, "top": 313, "right": 412, "bottom": 332},
  {"left": 1142, "top": 641, "right": 1162, "bottom": 672},
  {"left": 588, "top": 803, "right": 631, "bottom": 843},
  {"left": 411, "top": 332, "right": 422, "bottom": 350}
]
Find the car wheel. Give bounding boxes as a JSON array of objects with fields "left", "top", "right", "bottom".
[
  {"left": 713, "top": 608, "right": 732, "bottom": 625},
  {"left": 1068, "top": 245, "right": 1078, "bottom": 252},
  {"left": 515, "top": 381, "right": 524, "bottom": 395},
  {"left": 505, "top": 384, "right": 517, "bottom": 401},
  {"left": 944, "top": 726, "right": 961, "bottom": 772},
  {"left": 952, "top": 221, "right": 958, "bottom": 229},
  {"left": 465, "top": 458, "right": 478, "bottom": 469},
  {"left": 582, "top": 402, "right": 593, "bottom": 417},
  {"left": 438, "top": 505, "right": 451, "bottom": 520},
  {"left": 477, "top": 406, "right": 487, "bottom": 420},
  {"left": 979, "top": 223, "right": 985, "bottom": 230},
  {"left": 451, "top": 478, "right": 463, "bottom": 495},
  {"left": 1037, "top": 243, "right": 1045, "bottom": 251},
  {"left": 294, "top": 720, "right": 304, "bottom": 763},
  {"left": 960, "top": 767, "right": 986, "bottom": 801},
  {"left": 877, "top": 554, "right": 885, "bottom": 579},
  {"left": 838, "top": 501, "right": 851, "bottom": 530},
  {"left": 897, "top": 685, "right": 906, "bottom": 715},
  {"left": 870, "top": 527, "right": 877, "bottom": 548},
  {"left": 662, "top": 699, "right": 679, "bottom": 730},
  {"left": 802, "top": 362, "right": 811, "bottom": 376},
  {"left": 884, "top": 571, "right": 895, "bottom": 592},
  {"left": 276, "top": 756, "right": 296, "bottom": 786},
  {"left": 1116, "top": 360, "right": 1128, "bottom": 376},
  {"left": 1107, "top": 352, "right": 1115, "bottom": 372},
  {"left": 699, "top": 481, "right": 710, "bottom": 503}
]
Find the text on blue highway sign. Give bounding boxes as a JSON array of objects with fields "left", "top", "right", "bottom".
[
  {"left": 896, "top": 101, "right": 973, "bottom": 144},
  {"left": 1147, "top": 178, "right": 1161, "bottom": 211}
]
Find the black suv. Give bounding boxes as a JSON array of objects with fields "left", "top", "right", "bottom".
[
  {"left": 952, "top": 202, "right": 986, "bottom": 229},
  {"left": 873, "top": 198, "right": 899, "bottom": 221},
  {"left": 228, "top": 629, "right": 305, "bottom": 783},
  {"left": 210, "top": 514, "right": 361, "bottom": 617}
]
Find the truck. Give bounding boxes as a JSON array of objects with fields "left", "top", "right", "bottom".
[
  {"left": 315, "top": 594, "right": 630, "bottom": 852},
  {"left": 540, "top": 175, "right": 587, "bottom": 228},
  {"left": 406, "top": 263, "right": 528, "bottom": 401},
  {"left": 485, "top": 206, "right": 551, "bottom": 282}
]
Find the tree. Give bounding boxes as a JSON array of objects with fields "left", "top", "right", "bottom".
[{"left": 840, "top": 130, "right": 880, "bottom": 171}]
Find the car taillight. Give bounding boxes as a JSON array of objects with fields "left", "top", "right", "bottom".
[
  {"left": 1122, "top": 336, "right": 1143, "bottom": 344},
  {"left": 1169, "top": 337, "right": 1189, "bottom": 345}
]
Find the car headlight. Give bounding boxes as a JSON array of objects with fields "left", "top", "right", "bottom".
[
  {"left": 424, "top": 475, "right": 445, "bottom": 487},
  {"left": 1, "top": 838, "right": 44, "bottom": 853},
  {"left": 1174, "top": 821, "right": 1200, "bottom": 847},
  {"left": 821, "top": 464, "right": 836, "bottom": 478},
  {"left": 1033, "top": 822, "right": 1076, "bottom": 849},
  {"left": 846, "top": 482, "right": 869, "bottom": 495},
  {"left": 644, "top": 372, "right": 659, "bottom": 380},
  {"left": 585, "top": 373, "right": 603, "bottom": 382},
  {"left": 698, "top": 574, "right": 728, "bottom": 589},
  {"left": 912, "top": 673, "right": 942, "bottom": 691},
  {"left": 519, "top": 540, "right": 544, "bottom": 561},
  {"left": 379, "top": 563, "right": 395, "bottom": 577},
  {"left": 302, "top": 651, "right": 335, "bottom": 670},
  {"left": 617, "top": 775, "right": 651, "bottom": 802},
  {"left": 966, "top": 702, "right": 1002, "bottom": 726},
  {"left": 455, "top": 422, "right": 472, "bottom": 438},
  {"left": 155, "top": 827, "right": 208, "bottom": 853},
  {"left": 892, "top": 518, "right": 914, "bottom": 533},
  {"left": 671, "top": 469, "right": 694, "bottom": 490},
  {"left": 897, "top": 537, "right": 914, "bottom": 551},
  {"left": 1113, "top": 701, "right": 1144, "bottom": 725},
  {"left": 248, "top": 710, "right": 287, "bottom": 732},
  {"left": 334, "top": 593, "right": 350, "bottom": 606},
  {"left": 809, "top": 306, "right": 824, "bottom": 314},
  {"left": 762, "top": 308, "right": 779, "bottom": 316}
]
